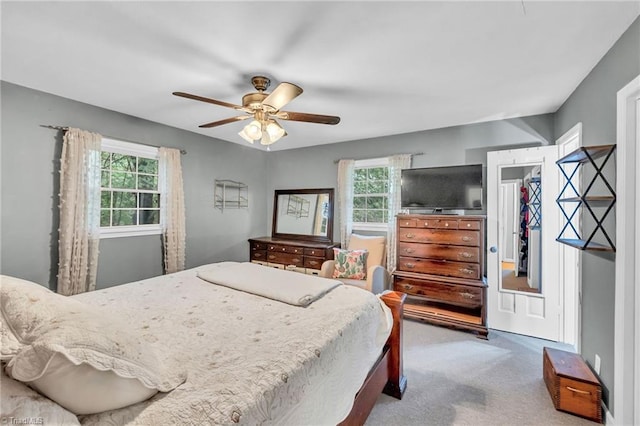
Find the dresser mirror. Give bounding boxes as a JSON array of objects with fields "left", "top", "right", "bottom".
[{"left": 272, "top": 188, "right": 334, "bottom": 242}]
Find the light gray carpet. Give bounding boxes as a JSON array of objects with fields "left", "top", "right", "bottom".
[{"left": 365, "top": 320, "right": 596, "bottom": 426}]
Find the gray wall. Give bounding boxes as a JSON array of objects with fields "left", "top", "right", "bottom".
[
  {"left": 1, "top": 81, "right": 269, "bottom": 290},
  {"left": 267, "top": 114, "right": 555, "bottom": 241},
  {"left": 554, "top": 17, "right": 640, "bottom": 412}
]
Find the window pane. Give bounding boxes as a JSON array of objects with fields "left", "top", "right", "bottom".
[
  {"left": 367, "top": 181, "right": 388, "bottom": 194},
  {"left": 100, "top": 210, "right": 111, "bottom": 227},
  {"left": 101, "top": 152, "right": 111, "bottom": 169},
  {"left": 367, "top": 210, "right": 384, "bottom": 223},
  {"left": 140, "top": 210, "right": 160, "bottom": 225},
  {"left": 354, "top": 181, "right": 367, "bottom": 194},
  {"left": 101, "top": 171, "right": 110, "bottom": 187},
  {"left": 138, "top": 158, "right": 158, "bottom": 174},
  {"left": 139, "top": 193, "right": 160, "bottom": 208},
  {"left": 112, "top": 191, "right": 137, "bottom": 209},
  {"left": 138, "top": 175, "right": 158, "bottom": 190},
  {"left": 368, "top": 167, "right": 388, "bottom": 180},
  {"left": 353, "top": 196, "right": 366, "bottom": 209},
  {"left": 112, "top": 210, "right": 137, "bottom": 226},
  {"left": 368, "top": 196, "right": 385, "bottom": 209},
  {"left": 101, "top": 191, "right": 111, "bottom": 209},
  {"left": 111, "top": 172, "right": 136, "bottom": 189},
  {"left": 353, "top": 209, "right": 366, "bottom": 222},
  {"left": 111, "top": 154, "right": 137, "bottom": 172},
  {"left": 354, "top": 168, "right": 367, "bottom": 181}
]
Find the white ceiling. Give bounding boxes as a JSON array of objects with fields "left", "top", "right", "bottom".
[{"left": 2, "top": 1, "right": 638, "bottom": 151}]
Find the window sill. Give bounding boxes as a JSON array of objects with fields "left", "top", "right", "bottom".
[
  {"left": 353, "top": 223, "right": 388, "bottom": 232},
  {"left": 100, "top": 226, "right": 162, "bottom": 239}
]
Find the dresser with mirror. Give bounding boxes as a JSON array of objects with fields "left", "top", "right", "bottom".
[{"left": 249, "top": 188, "right": 338, "bottom": 275}]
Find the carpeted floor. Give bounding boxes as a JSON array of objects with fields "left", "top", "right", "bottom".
[{"left": 365, "top": 320, "right": 596, "bottom": 426}]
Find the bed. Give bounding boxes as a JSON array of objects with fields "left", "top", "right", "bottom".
[{"left": 1, "top": 262, "right": 405, "bottom": 425}]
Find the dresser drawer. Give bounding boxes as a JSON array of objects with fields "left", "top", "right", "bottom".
[
  {"left": 398, "top": 218, "right": 417, "bottom": 228},
  {"left": 304, "top": 257, "right": 325, "bottom": 270},
  {"left": 268, "top": 244, "right": 304, "bottom": 255},
  {"left": 250, "top": 241, "right": 267, "bottom": 251},
  {"left": 416, "top": 218, "right": 458, "bottom": 229},
  {"left": 398, "top": 257, "right": 480, "bottom": 279},
  {"left": 394, "top": 277, "right": 482, "bottom": 308},
  {"left": 250, "top": 250, "right": 268, "bottom": 262},
  {"left": 398, "top": 242, "right": 479, "bottom": 263},
  {"left": 304, "top": 248, "right": 327, "bottom": 258},
  {"left": 266, "top": 252, "right": 304, "bottom": 266},
  {"left": 398, "top": 228, "right": 480, "bottom": 247},
  {"left": 459, "top": 220, "right": 481, "bottom": 230}
]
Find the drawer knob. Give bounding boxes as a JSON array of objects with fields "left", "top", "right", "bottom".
[
  {"left": 405, "top": 262, "right": 416, "bottom": 269},
  {"left": 461, "top": 236, "right": 472, "bottom": 242},
  {"left": 402, "top": 284, "right": 413, "bottom": 290},
  {"left": 566, "top": 386, "right": 591, "bottom": 395},
  {"left": 461, "top": 292, "right": 475, "bottom": 299},
  {"left": 460, "top": 268, "right": 475, "bottom": 275},
  {"left": 268, "top": 255, "right": 276, "bottom": 260},
  {"left": 309, "top": 260, "right": 319, "bottom": 266},
  {"left": 404, "top": 248, "right": 415, "bottom": 254},
  {"left": 424, "top": 222, "right": 428, "bottom": 226},
  {"left": 466, "top": 223, "right": 471, "bottom": 227},
  {"left": 460, "top": 252, "right": 473, "bottom": 259},
  {"left": 444, "top": 223, "right": 449, "bottom": 227},
  {"left": 405, "top": 233, "right": 415, "bottom": 238},
  {"left": 282, "top": 248, "right": 286, "bottom": 251}
]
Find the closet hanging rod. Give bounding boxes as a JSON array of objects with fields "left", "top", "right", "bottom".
[
  {"left": 40, "top": 125, "right": 187, "bottom": 155},
  {"left": 333, "top": 152, "right": 423, "bottom": 164}
]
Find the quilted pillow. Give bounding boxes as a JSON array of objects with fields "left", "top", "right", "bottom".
[
  {"left": 332, "top": 248, "right": 369, "bottom": 280},
  {"left": 0, "top": 275, "right": 187, "bottom": 415}
]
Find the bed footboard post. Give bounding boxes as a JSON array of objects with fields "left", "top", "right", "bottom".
[{"left": 380, "top": 291, "right": 406, "bottom": 400}]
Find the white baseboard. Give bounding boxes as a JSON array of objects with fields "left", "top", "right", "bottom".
[{"left": 604, "top": 402, "right": 614, "bottom": 425}]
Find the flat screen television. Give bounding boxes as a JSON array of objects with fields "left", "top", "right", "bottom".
[{"left": 401, "top": 164, "right": 484, "bottom": 211}]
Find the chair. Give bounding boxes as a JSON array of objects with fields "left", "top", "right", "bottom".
[{"left": 320, "top": 234, "right": 390, "bottom": 294}]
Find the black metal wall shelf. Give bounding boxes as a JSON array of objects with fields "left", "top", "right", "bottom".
[{"left": 556, "top": 144, "right": 616, "bottom": 252}]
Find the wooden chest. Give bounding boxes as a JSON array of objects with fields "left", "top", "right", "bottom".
[{"left": 543, "top": 347, "right": 602, "bottom": 423}]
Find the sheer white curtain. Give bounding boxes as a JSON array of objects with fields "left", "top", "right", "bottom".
[
  {"left": 57, "top": 128, "right": 102, "bottom": 296},
  {"left": 159, "top": 148, "right": 186, "bottom": 274},
  {"left": 337, "top": 159, "right": 355, "bottom": 248},
  {"left": 386, "top": 154, "right": 412, "bottom": 271}
]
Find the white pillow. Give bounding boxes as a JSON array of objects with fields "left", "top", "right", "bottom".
[
  {"left": 0, "top": 275, "right": 187, "bottom": 415},
  {"left": 1, "top": 367, "right": 80, "bottom": 425},
  {"left": 348, "top": 234, "right": 386, "bottom": 271}
]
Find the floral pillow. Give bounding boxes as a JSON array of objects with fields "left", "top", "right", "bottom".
[{"left": 332, "top": 248, "right": 369, "bottom": 280}]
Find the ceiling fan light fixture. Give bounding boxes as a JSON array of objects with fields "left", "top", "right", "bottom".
[
  {"left": 243, "top": 120, "right": 262, "bottom": 140},
  {"left": 238, "top": 127, "right": 255, "bottom": 144},
  {"left": 265, "top": 120, "right": 285, "bottom": 142}
]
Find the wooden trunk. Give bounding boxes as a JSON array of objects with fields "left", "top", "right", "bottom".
[{"left": 543, "top": 347, "right": 602, "bottom": 423}]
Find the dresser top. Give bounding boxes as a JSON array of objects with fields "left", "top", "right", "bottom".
[
  {"left": 397, "top": 214, "right": 486, "bottom": 220},
  {"left": 249, "top": 236, "right": 338, "bottom": 249}
]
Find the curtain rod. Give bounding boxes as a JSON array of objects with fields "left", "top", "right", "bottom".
[
  {"left": 41, "top": 125, "right": 187, "bottom": 155},
  {"left": 333, "top": 152, "right": 423, "bottom": 164}
]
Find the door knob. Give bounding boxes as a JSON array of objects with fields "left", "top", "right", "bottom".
[{"left": 489, "top": 246, "right": 498, "bottom": 253}]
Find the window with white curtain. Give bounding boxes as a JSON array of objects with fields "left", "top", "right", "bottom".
[
  {"left": 99, "top": 138, "right": 162, "bottom": 238},
  {"left": 352, "top": 157, "right": 391, "bottom": 231}
]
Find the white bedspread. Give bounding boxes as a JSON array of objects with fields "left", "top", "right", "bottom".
[
  {"left": 197, "top": 262, "right": 342, "bottom": 306},
  {"left": 73, "top": 262, "right": 392, "bottom": 425}
]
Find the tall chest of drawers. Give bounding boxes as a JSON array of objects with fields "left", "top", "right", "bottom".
[{"left": 393, "top": 214, "right": 488, "bottom": 338}]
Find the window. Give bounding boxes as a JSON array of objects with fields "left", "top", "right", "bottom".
[
  {"left": 99, "top": 138, "right": 161, "bottom": 238},
  {"left": 352, "top": 157, "right": 390, "bottom": 230}
]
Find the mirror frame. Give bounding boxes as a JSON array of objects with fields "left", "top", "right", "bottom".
[{"left": 272, "top": 188, "right": 334, "bottom": 243}]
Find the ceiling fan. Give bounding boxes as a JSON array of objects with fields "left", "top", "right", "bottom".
[{"left": 173, "top": 76, "right": 341, "bottom": 146}]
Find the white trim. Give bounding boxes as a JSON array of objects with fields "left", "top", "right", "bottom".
[
  {"left": 100, "top": 225, "right": 162, "bottom": 239},
  {"left": 555, "top": 123, "right": 582, "bottom": 351},
  {"left": 101, "top": 137, "right": 158, "bottom": 158},
  {"left": 354, "top": 157, "right": 389, "bottom": 167},
  {"left": 352, "top": 223, "right": 387, "bottom": 232},
  {"left": 614, "top": 74, "right": 639, "bottom": 426}
]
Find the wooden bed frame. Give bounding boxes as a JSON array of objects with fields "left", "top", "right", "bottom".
[{"left": 339, "top": 291, "right": 407, "bottom": 426}]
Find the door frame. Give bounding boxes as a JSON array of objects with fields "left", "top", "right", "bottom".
[
  {"left": 614, "top": 74, "right": 639, "bottom": 426},
  {"left": 555, "top": 123, "right": 582, "bottom": 351}
]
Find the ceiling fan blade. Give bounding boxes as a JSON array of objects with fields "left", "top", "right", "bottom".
[
  {"left": 262, "top": 82, "right": 303, "bottom": 111},
  {"left": 173, "top": 91, "right": 246, "bottom": 111},
  {"left": 277, "top": 111, "right": 341, "bottom": 125},
  {"left": 199, "top": 115, "right": 251, "bottom": 128}
]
